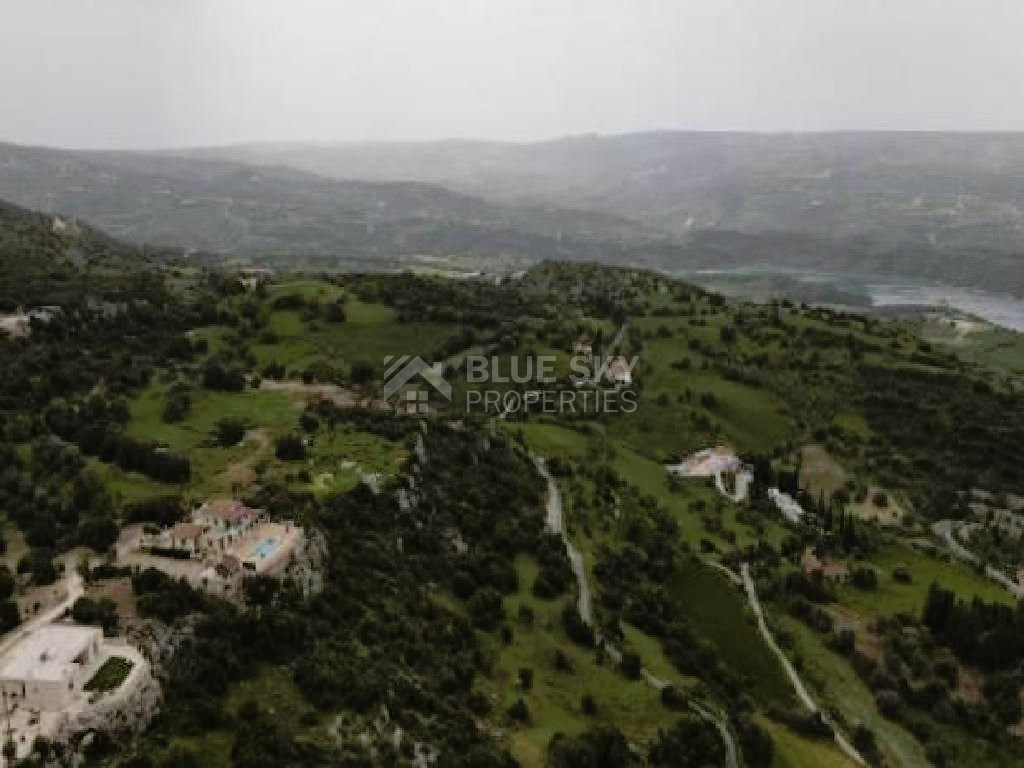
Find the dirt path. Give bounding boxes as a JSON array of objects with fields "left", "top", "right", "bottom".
[
  {"left": 259, "top": 378, "right": 386, "bottom": 409},
  {"left": 739, "top": 563, "right": 865, "bottom": 765},
  {"left": 932, "top": 519, "right": 1023, "bottom": 597},
  {"left": 535, "top": 457, "right": 739, "bottom": 768},
  {"left": 715, "top": 468, "right": 751, "bottom": 503},
  {"left": 0, "top": 574, "right": 84, "bottom": 659}
]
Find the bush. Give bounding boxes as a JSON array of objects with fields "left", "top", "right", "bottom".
[
  {"left": 561, "top": 605, "right": 594, "bottom": 647},
  {"left": 349, "top": 361, "right": 376, "bottom": 386},
  {"left": 202, "top": 362, "right": 245, "bottom": 392},
  {"left": 467, "top": 588, "right": 504, "bottom": 631},
  {"left": 0, "top": 566, "right": 13, "bottom": 601},
  {"left": 123, "top": 497, "right": 183, "bottom": 527},
  {"left": 660, "top": 685, "right": 688, "bottom": 710},
  {"left": 875, "top": 689, "right": 903, "bottom": 720},
  {"left": 274, "top": 434, "right": 306, "bottom": 461},
  {"left": 580, "top": 693, "right": 597, "bottom": 715},
  {"left": 17, "top": 549, "right": 57, "bottom": 585},
  {"left": 619, "top": 651, "right": 642, "bottom": 680},
  {"left": 518, "top": 667, "right": 533, "bottom": 690},
  {"left": 851, "top": 566, "right": 878, "bottom": 590},
  {"left": 215, "top": 419, "right": 246, "bottom": 447},
  {"left": 507, "top": 698, "right": 529, "bottom": 723}
]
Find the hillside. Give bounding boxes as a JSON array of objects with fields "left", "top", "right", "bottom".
[
  {"left": 0, "top": 198, "right": 167, "bottom": 306},
  {"left": 204, "top": 132, "right": 1024, "bottom": 250},
  {"left": 0, "top": 142, "right": 661, "bottom": 265}
]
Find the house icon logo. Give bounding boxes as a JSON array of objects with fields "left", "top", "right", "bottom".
[{"left": 382, "top": 356, "right": 452, "bottom": 413}]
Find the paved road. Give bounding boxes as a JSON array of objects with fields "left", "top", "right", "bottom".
[
  {"left": 536, "top": 457, "right": 739, "bottom": 768},
  {"left": 932, "top": 520, "right": 1022, "bottom": 597},
  {"left": 0, "top": 573, "right": 85, "bottom": 659},
  {"left": 715, "top": 469, "right": 752, "bottom": 503}
]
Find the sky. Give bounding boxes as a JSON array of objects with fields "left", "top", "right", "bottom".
[{"left": 1, "top": 0, "right": 1023, "bottom": 149}]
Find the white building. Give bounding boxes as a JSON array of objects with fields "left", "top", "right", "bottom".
[
  {"left": 0, "top": 625, "right": 102, "bottom": 711},
  {"left": 769, "top": 488, "right": 805, "bottom": 525},
  {"left": 665, "top": 446, "right": 741, "bottom": 478}
]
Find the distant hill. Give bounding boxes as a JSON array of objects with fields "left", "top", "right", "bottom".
[
  {"left": 5, "top": 134, "right": 1024, "bottom": 295},
  {"left": 0, "top": 142, "right": 662, "bottom": 265},
  {"left": 199, "top": 132, "right": 1024, "bottom": 252}
]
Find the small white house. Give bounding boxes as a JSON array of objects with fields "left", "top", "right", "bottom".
[{"left": 0, "top": 625, "right": 102, "bottom": 711}]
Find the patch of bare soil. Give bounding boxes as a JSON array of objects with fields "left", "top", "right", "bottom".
[
  {"left": 219, "top": 427, "right": 271, "bottom": 487},
  {"left": 86, "top": 576, "right": 141, "bottom": 631},
  {"left": 259, "top": 378, "right": 386, "bottom": 409},
  {"left": 852, "top": 486, "right": 905, "bottom": 526}
]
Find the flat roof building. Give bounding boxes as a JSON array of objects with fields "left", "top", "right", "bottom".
[{"left": 0, "top": 625, "right": 102, "bottom": 711}]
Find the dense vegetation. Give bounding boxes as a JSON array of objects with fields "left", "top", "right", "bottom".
[{"left": 5, "top": 196, "right": 1024, "bottom": 767}]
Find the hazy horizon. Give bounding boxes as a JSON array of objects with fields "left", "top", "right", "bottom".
[{"left": 3, "top": 0, "right": 1024, "bottom": 151}]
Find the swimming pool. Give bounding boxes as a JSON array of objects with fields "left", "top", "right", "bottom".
[{"left": 252, "top": 537, "right": 279, "bottom": 560}]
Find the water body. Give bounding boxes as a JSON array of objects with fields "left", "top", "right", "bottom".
[
  {"left": 687, "top": 268, "right": 1024, "bottom": 332},
  {"left": 866, "top": 282, "right": 1024, "bottom": 332}
]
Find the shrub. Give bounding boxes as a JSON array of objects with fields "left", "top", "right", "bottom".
[
  {"left": 507, "top": 698, "right": 529, "bottom": 723},
  {"left": 274, "top": 434, "right": 306, "bottom": 461},
  {"left": 215, "top": 419, "right": 246, "bottom": 447},
  {"left": 851, "top": 566, "right": 878, "bottom": 590}
]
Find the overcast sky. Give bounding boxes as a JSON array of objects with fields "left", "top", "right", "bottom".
[{"left": 2, "top": 0, "right": 1023, "bottom": 149}]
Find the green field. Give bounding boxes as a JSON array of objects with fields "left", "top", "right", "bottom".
[
  {"left": 85, "top": 656, "right": 134, "bottom": 692},
  {"left": 477, "top": 555, "right": 678, "bottom": 767},
  {"left": 670, "top": 561, "right": 794, "bottom": 708},
  {"left": 774, "top": 616, "right": 928, "bottom": 768},
  {"left": 837, "top": 543, "right": 1014, "bottom": 622}
]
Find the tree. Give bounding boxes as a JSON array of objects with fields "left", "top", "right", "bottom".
[
  {"left": 507, "top": 698, "right": 529, "bottom": 723},
  {"left": 243, "top": 575, "right": 280, "bottom": 607},
  {"left": 0, "top": 601, "right": 19, "bottom": 633},
  {"left": 215, "top": 418, "right": 246, "bottom": 447},
  {"left": 349, "top": 360, "right": 376, "bottom": 386},
  {"left": 0, "top": 566, "right": 14, "bottom": 601},
  {"left": 517, "top": 667, "right": 533, "bottom": 690},
  {"left": 274, "top": 434, "right": 306, "bottom": 461},
  {"left": 619, "top": 651, "right": 642, "bottom": 680},
  {"left": 851, "top": 567, "right": 878, "bottom": 590}
]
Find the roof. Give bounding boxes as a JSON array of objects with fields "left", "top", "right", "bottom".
[
  {"left": 802, "top": 549, "right": 849, "bottom": 579},
  {"left": 169, "top": 522, "right": 205, "bottom": 540},
  {"left": 0, "top": 624, "right": 101, "bottom": 682},
  {"left": 201, "top": 499, "right": 255, "bottom": 523},
  {"left": 608, "top": 357, "right": 632, "bottom": 380}
]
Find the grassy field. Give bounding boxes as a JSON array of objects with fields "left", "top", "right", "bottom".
[
  {"left": 759, "top": 715, "right": 860, "bottom": 768},
  {"left": 512, "top": 421, "right": 789, "bottom": 553},
  {"left": 799, "top": 444, "right": 849, "bottom": 499},
  {"left": 121, "top": 381, "right": 406, "bottom": 501},
  {"left": 85, "top": 656, "right": 134, "bottom": 692},
  {"left": 774, "top": 615, "right": 928, "bottom": 767},
  {"left": 477, "top": 555, "right": 677, "bottom": 767},
  {"left": 670, "top": 561, "right": 794, "bottom": 709},
  {"left": 838, "top": 543, "right": 1014, "bottom": 621},
  {"left": 125, "top": 385, "right": 297, "bottom": 497},
  {"left": 297, "top": 425, "right": 407, "bottom": 498},
  {"left": 248, "top": 298, "right": 457, "bottom": 373}
]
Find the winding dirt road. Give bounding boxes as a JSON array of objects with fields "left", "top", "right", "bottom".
[{"left": 535, "top": 457, "right": 739, "bottom": 768}]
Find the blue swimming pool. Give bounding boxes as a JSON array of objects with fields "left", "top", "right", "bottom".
[{"left": 253, "top": 537, "right": 279, "bottom": 560}]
